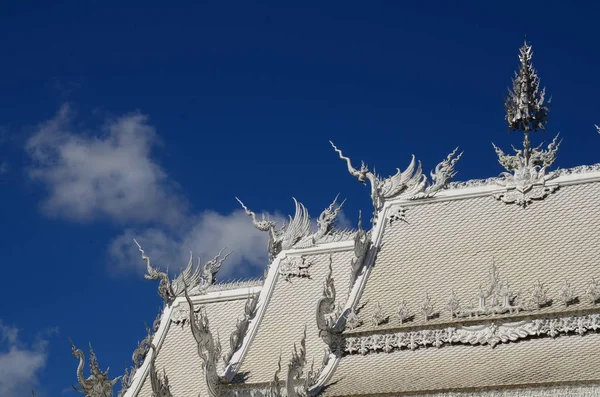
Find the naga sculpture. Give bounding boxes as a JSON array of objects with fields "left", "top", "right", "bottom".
[
  {"left": 269, "top": 357, "right": 283, "bottom": 397},
  {"left": 294, "top": 195, "right": 346, "bottom": 248},
  {"left": 148, "top": 344, "right": 173, "bottom": 397},
  {"left": 71, "top": 340, "right": 121, "bottom": 397},
  {"left": 286, "top": 329, "right": 307, "bottom": 397},
  {"left": 136, "top": 239, "right": 230, "bottom": 305},
  {"left": 349, "top": 212, "right": 369, "bottom": 291},
  {"left": 236, "top": 197, "right": 312, "bottom": 262},
  {"left": 223, "top": 294, "right": 259, "bottom": 365},
  {"left": 184, "top": 285, "right": 225, "bottom": 397},
  {"left": 316, "top": 255, "right": 342, "bottom": 351},
  {"left": 132, "top": 323, "right": 153, "bottom": 369},
  {"left": 330, "top": 141, "right": 461, "bottom": 218}
]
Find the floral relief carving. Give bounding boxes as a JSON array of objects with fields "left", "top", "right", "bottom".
[
  {"left": 279, "top": 256, "right": 313, "bottom": 282},
  {"left": 345, "top": 313, "right": 600, "bottom": 355},
  {"left": 396, "top": 299, "right": 411, "bottom": 324}
]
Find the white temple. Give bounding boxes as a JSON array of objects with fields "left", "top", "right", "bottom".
[{"left": 69, "top": 41, "right": 600, "bottom": 397}]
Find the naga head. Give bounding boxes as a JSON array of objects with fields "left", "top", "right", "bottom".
[
  {"left": 71, "top": 340, "right": 120, "bottom": 397},
  {"left": 236, "top": 197, "right": 277, "bottom": 231}
]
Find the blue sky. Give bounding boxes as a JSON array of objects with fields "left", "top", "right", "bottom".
[{"left": 1, "top": 1, "right": 600, "bottom": 396}]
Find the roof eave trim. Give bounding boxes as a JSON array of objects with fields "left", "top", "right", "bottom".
[{"left": 389, "top": 168, "right": 600, "bottom": 207}]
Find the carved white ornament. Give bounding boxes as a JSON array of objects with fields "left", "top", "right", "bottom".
[
  {"left": 586, "top": 278, "right": 600, "bottom": 304},
  {"left": 279, "top": 256, "right": 313, "bottom": 282},
  {"left": 370, "top": 303, "right": 385, "bottom": 326},
  {"left": 447, "top": 163, "right": 600, "bottom": 191},
  {"left": 136, "top": 240, "right": 230, "bottom": 306},
  {"left": 237, "top": 196, "right": 352, "bottom": 263},
  {"left": 223, "top": 295, "right": 258, "bottom": 366},
  {"left": 330, "top": 141, "right": 461, "bottom": 222},
  {"left": 345, "top": 312, "right": 600, "bottom": 355},
  {"left": 345, "top": 309, "right": 361, "bottom": 331},
  {"left": 170, "top": 303, "right": 193, "bottom": 325},
  {"left": 420, "top": 293, "right": 435, "bottom": 320},
  {"left": 396, "top": 299, "right": 410, "bottom": 324},
  {"left": 387, "top": 206, "right": 406, "bottom": 226}
]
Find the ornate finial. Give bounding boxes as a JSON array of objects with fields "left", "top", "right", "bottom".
[
  {"left": 505, "top": 39, "right": 550, "bottom": 135},
  {"left": 330, "top": 141, "right": 461, "bottom": 219},
  {"left": 492, "top": 41, "right": 561, "bottom": 207},
  {"left": 71, "top": 340, "right": 121, "bottom": 397},
  {"left": 131, "top": 323, "right": 153, "bottom": 369},
  {"left": 370, "top": 302, "right": 385, "bottom": 326},
  {"left": 286, "top": 327, "right": 308, "bottom": 397},
  {"left": 312, "top": 194, "right": 345, "bottom": 241},
  {"left": 316, "top": 254, "right": 336, "bottom": 332},
  {"left": 136, "top": 239, "right": 230, "bottom": 305},
  {"left": 236, "top": 197, "right": 311, "bottom": 262}
]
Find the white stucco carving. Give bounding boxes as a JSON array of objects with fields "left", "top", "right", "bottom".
[{"left": 345, "top": 312, "right": 600, "bottom": 355}]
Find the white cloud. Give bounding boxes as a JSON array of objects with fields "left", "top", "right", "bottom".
[
  {"left": 108, "top": 209, "right": 285, "bottom": 280},
  {"left": 25, "top": 104, "right": 186, "bottom": 226},
  {"left": 0, "top": 321, "right": 54, "bottom": 397},
  {"left": 27, "top": 105, "right": 355, "bottom": 279}
]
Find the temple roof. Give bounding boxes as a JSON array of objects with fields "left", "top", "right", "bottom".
[
  {"left": 127, "top": 285, "right": 261, "bottom": 397},
  {"left": 350, "top": 176, "right": 600, "bottom": 335},
  {"left": 110, "top": 40, "right": 600, "bottom": 397}
]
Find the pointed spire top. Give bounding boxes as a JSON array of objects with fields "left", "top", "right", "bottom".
[{"left": 505, "top": 39, "right": 550, "bottom": 135}]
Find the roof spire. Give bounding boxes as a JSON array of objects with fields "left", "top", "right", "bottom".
[
  {"left": 504, "top": 39, "right": 551, "bottom": 163},
  {"left": 492, "top": 39, "right": 561, "bottom": 207}
]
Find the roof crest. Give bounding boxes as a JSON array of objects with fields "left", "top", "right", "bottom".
[
  {"left": 330, "top": 141, "right": 462, "bottom": 224},
  {"left": 236, "top": 196, "right": 353, "bottom": 263},
  {"left": 135, "top": 240, "right": 231, "bottom": 306}
]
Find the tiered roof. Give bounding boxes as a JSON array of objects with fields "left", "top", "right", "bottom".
[{"left": 71, "top": 40, "right": 600, "bottom": 397}]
